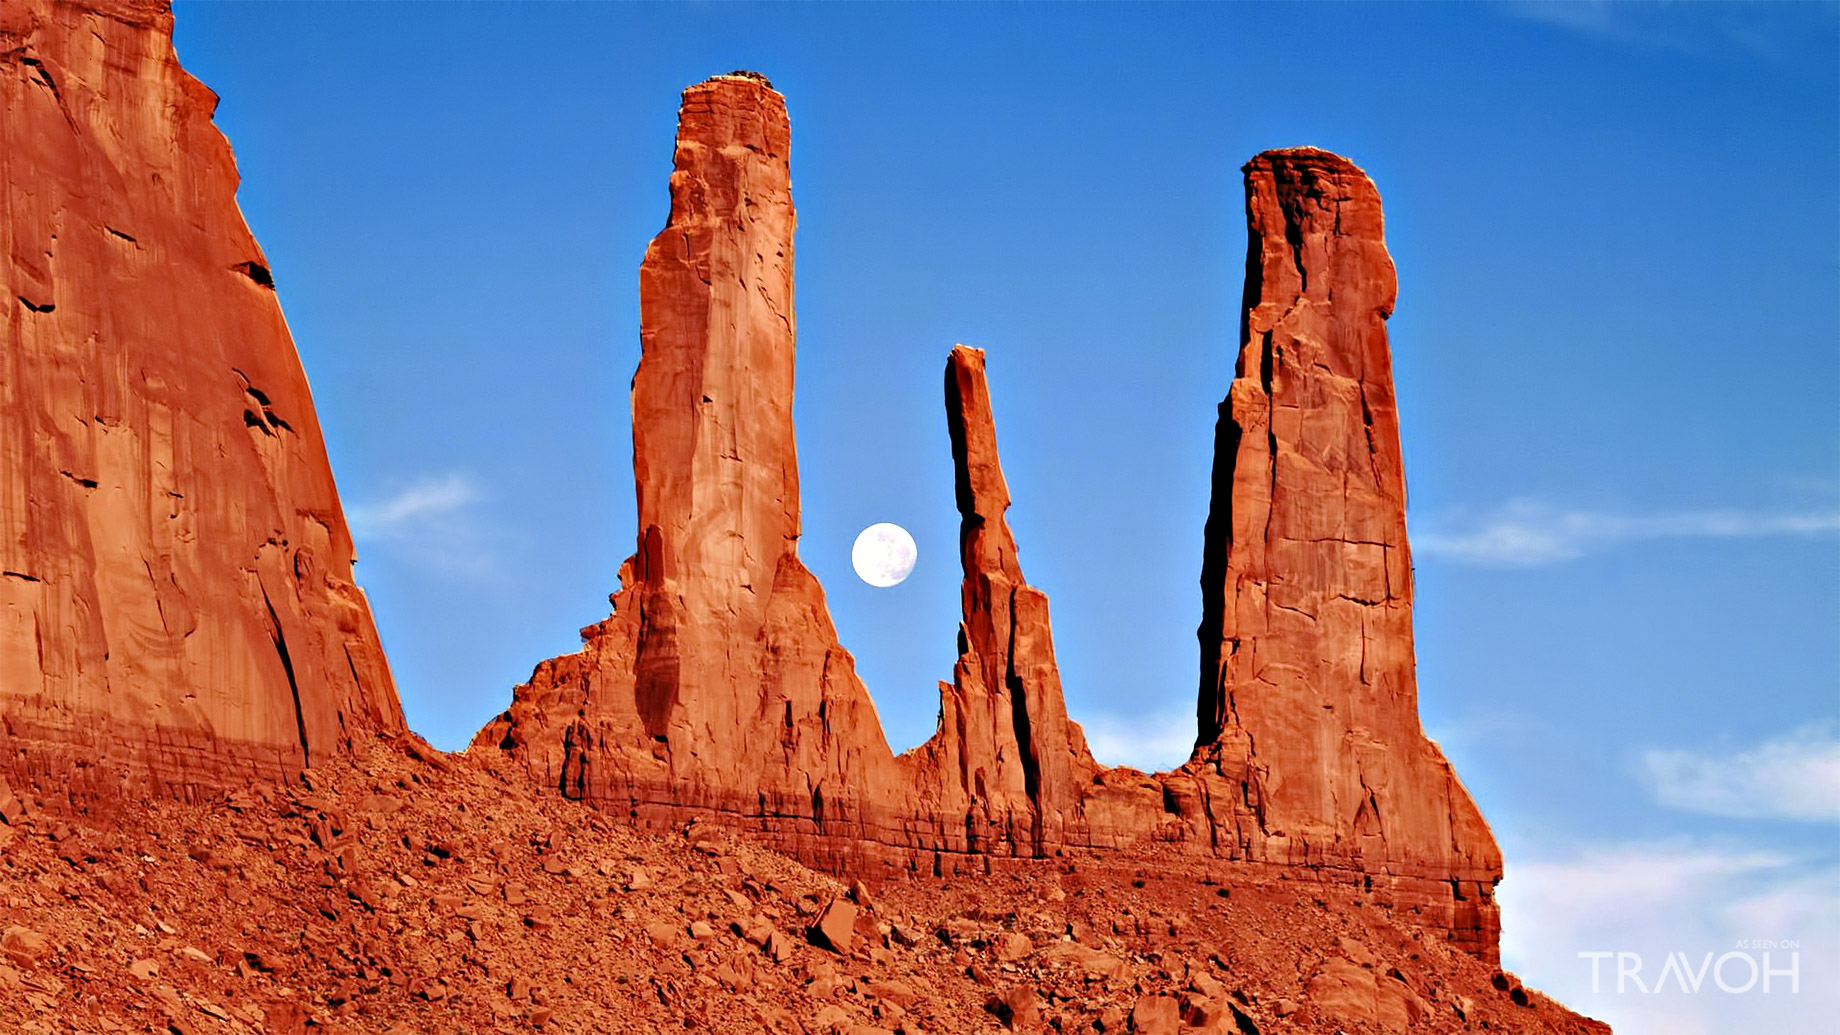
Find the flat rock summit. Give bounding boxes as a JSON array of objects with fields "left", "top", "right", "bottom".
[{"left": 0, "top": 4, "right": 1607, "bottom": 1032}]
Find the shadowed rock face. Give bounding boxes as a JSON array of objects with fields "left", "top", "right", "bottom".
[
  {"left": 477, "top": 92, "right": 1501, "bottom": 956},
  {"left": 0, "top": 0, "right": 404, "bottom": 798}
]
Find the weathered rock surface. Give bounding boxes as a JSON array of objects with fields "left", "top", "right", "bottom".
[
  {"left": 0, "top": 4, "right": 1572, "bottom": 1019},
  {"left": 478, "top": 90, "right": 1500, "bottom": 955},
  {"left": 0, "top": 740, "right": 1611, "bottom": 1033},
  {"left": 1184, "top": 147, "right": 1502, "bottom": 953},
  {"left": 0, "top": 0, "right": 404, "bottom": 800}
]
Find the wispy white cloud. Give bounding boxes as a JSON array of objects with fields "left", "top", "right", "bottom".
[
  {"left": 1081, "top": 706, "right": 1197, "bottom": 774},
  {"left": 1410, "top": 499, "right": 1840, "bottom": 566},
  {"left": 347, "top": 473, "right": 494, "bottom": 576},
  {"left": 348, "top": 474, "right": 478, "bottom": 537},
  {"left": 1424, "top": 709, "right": 1552, "bottom": 754},
  {"left": 1500, "top": 840, "right": 1840, "bottom": 1035},
  {"left": 1497, "top": 0, "right": 1837, "bottom": 65},
  {"left": 1641, "top": 725, "right": 1840, "bottom": 823}
]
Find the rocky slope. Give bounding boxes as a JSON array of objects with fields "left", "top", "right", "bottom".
[
  {"left": 0, "top": 0, "right": 404, "bottom": 802},
  {"left": 0, "top": 737, "right": 1606, "bottom": 1034}
]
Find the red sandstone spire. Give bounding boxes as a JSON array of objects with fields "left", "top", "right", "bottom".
[
  {"left": 899, "top": 345, "right": 1099, "bottom": 852},
  {"left": 476, "top": 74, "right": 901, "bottom": 863},
  {"left": 1190, "top": 147, "right": 1501, "bottom": 952}
]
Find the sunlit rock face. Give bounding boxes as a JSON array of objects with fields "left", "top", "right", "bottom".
[
  {"left": 0, "top": 0, "right": 404, "bottom": 801},
  {"left": 477, "top": 87, "right": 1502, "bottom": 957}
]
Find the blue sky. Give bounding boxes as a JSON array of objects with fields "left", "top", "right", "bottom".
[{"left": 173, "top": 3, "right": 1836, "bottom": 1031}]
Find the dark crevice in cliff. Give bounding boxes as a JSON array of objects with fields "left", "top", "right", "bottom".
[
  {"left": 18, "top": 295, "right": 54, "bottom": 313},
  {"left": 1003, "top": 588, "right": 1041, "bottom": 806},
  {"left": 1195, "top": 402, "right": 1242, "bottom": 747},
  {"left": 20, "top": 56, "right": 61, "bottom": 107},
  {"left": 1283, "top": 205, "right": 1307, "bottom": 294},
  {"left": 342, "top": 647, "right": 370, "bottom": 709},
  {"left": 260, "top": 586, "right": 311, "bottom": 769}
]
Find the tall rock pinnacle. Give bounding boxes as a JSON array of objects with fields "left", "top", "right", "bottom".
[
  {"left": 0, "top": 0, "right": 405, "bottom": 799},
  {"left": 477, "top": 73, "right": 902, "bottom": 861},
  {"left": 629, "top": 72, "right": 817, "bottom": 747},
  {"left": 901, "top": 346, "right": 1100, "bottom": 853},
  {"left": 1190, "top": 147, "right": 1501, "bottom": 950}
]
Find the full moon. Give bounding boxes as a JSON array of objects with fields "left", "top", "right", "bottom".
[{"left": 851, "top": 523, "right": 917, "bottom": 588}]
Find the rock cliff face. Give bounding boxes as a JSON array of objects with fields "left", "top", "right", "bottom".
[
  {"left": 478, "top": 83, "right": 1501, "bottom": 956},
  {"left": 0, "top": 0, "right": 404, "bottom": 800}
]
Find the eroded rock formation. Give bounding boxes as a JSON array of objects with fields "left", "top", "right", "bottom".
[
  {"left": 475, "top": 77, "right": 1109, "bottom": 870},
  {"left": 1181, "top": 147, "right": 1501, "bottom": 954},
  {"left": 477, "top": 84, "right": 1500, "bottom": 956},
  {"left": 0, "top": 0, "right": 404, "bottom": 799}
]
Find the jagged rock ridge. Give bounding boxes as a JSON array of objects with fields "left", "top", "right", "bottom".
[
  {"left": 474, "top": 76, "right": 1114, "bottom": 869},
  {"left": 0, "top": 0, "right": 405, "bottom": 801}
]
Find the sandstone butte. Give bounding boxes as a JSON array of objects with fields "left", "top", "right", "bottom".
[
  {"left": 0, "top": 0, "right": 406, "bottom": 801},
  {"left": 476, "top": 76, "right": 1505, "bottom": 959}
]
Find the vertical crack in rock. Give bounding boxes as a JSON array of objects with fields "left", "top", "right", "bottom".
[{"left": 259, "top": 584, "right": 310, "bottom": 769}]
